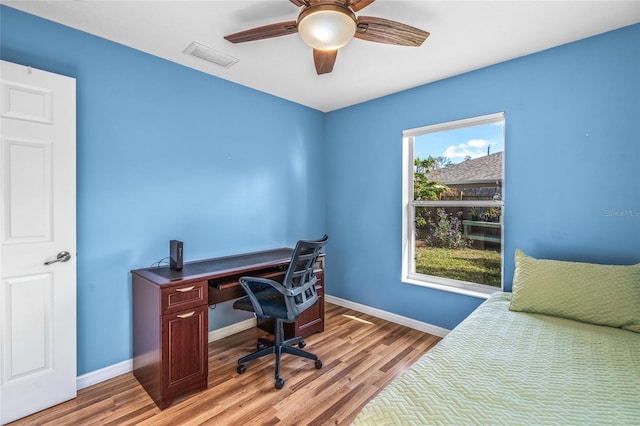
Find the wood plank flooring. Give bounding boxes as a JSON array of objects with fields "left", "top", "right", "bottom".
[{"left": 9, "top": 303, "right": 441, "bottom": 426}]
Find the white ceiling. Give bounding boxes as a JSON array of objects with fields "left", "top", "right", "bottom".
[{"left": 4, "top": 1, "right": 640, "bottom": 112}]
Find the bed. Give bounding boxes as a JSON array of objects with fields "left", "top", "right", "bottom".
[{"left": 353, "top": 250, "right": 640, "bottom": 425}]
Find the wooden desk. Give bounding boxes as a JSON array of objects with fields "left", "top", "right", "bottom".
[{"left": 131, "top": 248, "right": 325, "bottom": 409}]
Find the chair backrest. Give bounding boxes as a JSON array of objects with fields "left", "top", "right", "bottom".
[{"left": 282, "top": 234, "right": 328, "bottom": 321}]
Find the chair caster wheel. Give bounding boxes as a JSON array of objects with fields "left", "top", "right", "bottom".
[
  {"left": 275, "top": 378, "right": 285, "bottom": 389},
  {"left": 298, "top": 340, "right": 306, "bottom": 349},
  {"left": 315, "top": 359, "right": 323, "bottom": 369},
  {"left": 237, "top": 364, "right": 246, "bottom": 374}
]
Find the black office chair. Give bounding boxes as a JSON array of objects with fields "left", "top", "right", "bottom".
[{"left": 233, "top": 234, "right": 328, "bottom": 389}]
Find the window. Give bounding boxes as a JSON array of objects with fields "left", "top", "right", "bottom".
[{"left": 402, "top": 113, "right": 505, "bottom": 297}]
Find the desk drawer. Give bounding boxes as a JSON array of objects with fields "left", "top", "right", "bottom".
[{"left": 162, "top": 281, "right": 207, "bottom": 314}]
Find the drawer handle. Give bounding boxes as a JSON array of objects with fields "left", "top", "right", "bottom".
[
  {"left": 177, "top": 311, "right": 195, "bottom": 319},
  {"left": 175, "top": 286, "right": 195, "bottom": 293}
]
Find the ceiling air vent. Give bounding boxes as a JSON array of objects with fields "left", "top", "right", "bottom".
[{"left": 183, "top": 42, "right": 239, "bottom": 69}]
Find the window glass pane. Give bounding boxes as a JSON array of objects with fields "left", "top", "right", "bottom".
[
  {"left": 405, "top": 115, "right": 504, "bottom": 293},
  {"left": 414, "top": 205, "right": 501, "bottom": 287},
  {"left": 414, "top": 123, "right": 504, "bottom": 171}
]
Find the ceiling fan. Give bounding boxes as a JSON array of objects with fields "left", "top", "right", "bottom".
[{"left": 224, "top": 0, "right": 430, "bottom": 75}]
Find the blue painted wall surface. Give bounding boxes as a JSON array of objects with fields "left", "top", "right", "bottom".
[
  {"left": 2, "top": 4, "right": 638, "bottom": 377},
  {"left": 324, "top": 24, "right": 640, "bottom": 330},
  {"left": 1, "top": 6, "right": 326, "bottom": 375}
]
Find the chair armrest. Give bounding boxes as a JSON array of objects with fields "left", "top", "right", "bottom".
[
  {"left": 250, "top": 276, "right": 318, "bottom": 297},
  {"left": 239, "top": 275, "right": 319, "bottom": 319},
  {"left": 239, "top": 276, "right": 288, "bottom": 317}
]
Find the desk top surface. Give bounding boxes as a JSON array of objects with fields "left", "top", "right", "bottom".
[{"left": 132, "top": 247, "right": 295, "bottom": 285}]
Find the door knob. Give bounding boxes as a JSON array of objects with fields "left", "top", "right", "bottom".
[{"left": 44, "top": 251, "right": 72, "bottom": 265}]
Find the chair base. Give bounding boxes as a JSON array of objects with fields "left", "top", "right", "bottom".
[{"left": 236, "top": 319, "right": 322, "bottom": 389}]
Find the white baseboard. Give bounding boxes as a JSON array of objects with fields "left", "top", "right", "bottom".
[
  {"left": 76, "top": 298, "right": 447, "bottom": 390},
  {"left": 75, "top": 318, "right": 257, "bottom": 390},
  {"left": 76, "top": 358, "right": 132, "bottom": 390},
  {"left": 325, "top": 294, "right": 450, "bottom": 338}
]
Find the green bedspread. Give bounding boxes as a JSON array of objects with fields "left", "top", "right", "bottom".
[{"left": 353, "top": 292, "right": 640, "bottom": 425}]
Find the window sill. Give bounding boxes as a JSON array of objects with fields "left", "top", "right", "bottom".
[{"left": 402, "top": 276, "right": 495, "bottom": 300}]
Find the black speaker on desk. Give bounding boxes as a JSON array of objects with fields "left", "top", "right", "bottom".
[{"left": 170, "top": 240, "right": 183, "bottom": 271}]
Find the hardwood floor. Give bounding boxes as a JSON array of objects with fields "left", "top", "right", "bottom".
[{"left": 9, "top": 303, "right": 441, "bottom": 426}]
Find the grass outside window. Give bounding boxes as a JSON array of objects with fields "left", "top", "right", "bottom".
[{"left": 415, "top": 245, "right": 501, "bottom": 287}]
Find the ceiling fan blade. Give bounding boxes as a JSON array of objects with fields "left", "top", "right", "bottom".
[
  {"left": 313, "top": 49, "right": 338, "bottom": 75},
  {"left": 347, "top": 0, "right": 375, "bottom": 12},
  {"left": 355, "top": 16, "right": 430, "bottom": 47},
  {"left": 224, "top": 21, "right": 298, "bottom": 44},
  {"left": 289, "top": 0, "right": 307, "bottom": 6}
]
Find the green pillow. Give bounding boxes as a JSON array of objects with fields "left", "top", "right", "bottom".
[{"left": 510, "top": 249, "right": 640, "bottom": 333}]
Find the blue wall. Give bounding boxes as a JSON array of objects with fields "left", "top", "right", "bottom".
[
  {"left": 1, "top": 6, "right": 326, "bottom": 375},
  {"left": 2, "top": 5, "right": 638, "bottom": 377},
  {"left": 324, "top": 24, "right": 640, "bottom": 330}
]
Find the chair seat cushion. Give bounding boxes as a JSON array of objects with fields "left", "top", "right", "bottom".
[{"left": 233, "top": 287, "right": 289, "bottom": 320}]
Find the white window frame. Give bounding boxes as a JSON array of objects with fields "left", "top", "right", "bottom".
[{"left": 401, "top": 113, "right": 505, "bottom": 299}]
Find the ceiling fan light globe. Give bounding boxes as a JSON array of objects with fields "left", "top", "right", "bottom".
[{"left": 298, "top": 8, "right": 356, "bottom": 50}]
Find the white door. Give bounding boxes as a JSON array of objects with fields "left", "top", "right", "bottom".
[{"left": 0, "top": 61, "right": 76, "bottom": 424}]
